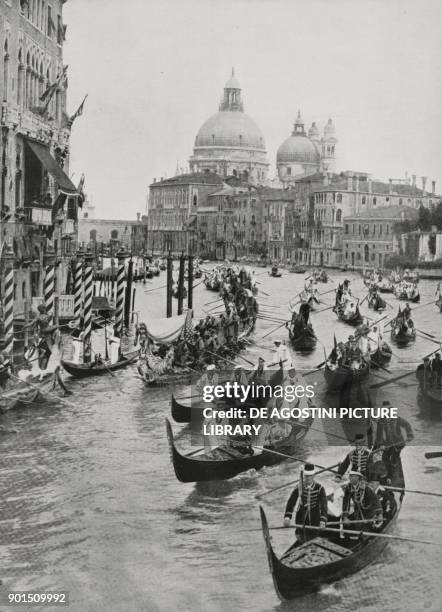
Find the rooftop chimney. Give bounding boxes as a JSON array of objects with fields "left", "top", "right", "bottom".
[
  {"left": 388, "top": 178, "right": 393, "bottom": 195},
  {"left": 421, "top": 176, "right": 427, "bottom": 196},
  {"left": 347, "top": 175, "right": 353, "bottom": 191},
  {"left": 432, "top": 180, "right": 436, "bottom": 195},
  {"left": 412, "top": 174, "right": 416, "bottom": 188}
]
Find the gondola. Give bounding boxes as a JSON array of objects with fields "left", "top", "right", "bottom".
[
  {"left": 288, "top": 317, "right": 317, "bottom": 351},
  {"left": 166, "top": 412, "right": 314, "bottom": 482},
  {"left": 333, "top": 303, "right": 363, "bottom": 326},
  {"left": 61, "top": 349, "right": 139, "bottom": 378},
  {"left": 390, "top": 322, "right": 416, "bottom": 347},
  {"left": 0, "top": 386, "right": 42, "bottom": 413},
  {"left": 370, "top": 343, "right": 392, "bottom": 367},
  {"left": 269, "top": 269, "right": 282, "bottom": 278},
  {"left": 378, "top": 281, "right": 394, "bottom": 293},
  {"left": 259, "top": 459, "right": 405, "bottom": 600},
  {"left": 203, "top": 275, "right": 221, "bottom": 291},
  {"left": 289, "top": 265, "right": 306, "bottom": 274},
  {"left": 368, "top": 294, "right": 387, "bottom": 311},
  {"left": 324, "top": 360, "right": 369, "bottom": 392},
  {"left": 418, "top": 385, "right": 442, "bottom": 413}
]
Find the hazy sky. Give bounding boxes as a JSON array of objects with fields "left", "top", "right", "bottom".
[{"left": 64, "top": 0, "right": 442, "bottom": 219}]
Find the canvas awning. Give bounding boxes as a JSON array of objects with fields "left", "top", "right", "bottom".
[
  {"left": 26, "top": 140, "right": 77, "bottom": 194},
  {"left": 145, "top": 313, "right": 188, "bottom": 344}
]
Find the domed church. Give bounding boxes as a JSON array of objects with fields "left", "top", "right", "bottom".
[
  {"left": 277, "top": 111, "right": 337, "bottom": 187},
  {"left": 189, "top": 70, "right": 269, "bottom": 184}
]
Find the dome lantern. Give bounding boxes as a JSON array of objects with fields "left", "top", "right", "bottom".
[{"left": 220, "top": 67, "right": 243, "bottom": 112}]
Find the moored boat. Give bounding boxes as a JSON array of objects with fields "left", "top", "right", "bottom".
[{"left": 61, "top": 349, "right": 139, "bottom": 378}]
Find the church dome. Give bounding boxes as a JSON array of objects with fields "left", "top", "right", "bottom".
[
  {"left": 277, "top": 134, "right": 320, "bottom": 164},
  {"left": 195, "top": 111, "right": 266, "bottom": 150}
]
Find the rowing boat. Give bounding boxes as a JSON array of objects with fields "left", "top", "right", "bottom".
[
  {"left": 166, "top": 413, "right": 314, "bottom": 482},
  {"left": 288, "top": 318, "right": 317, "bottom": 352},
  {"left": 324, "top": 360, "right": 369, "bottom": 392},
  {"left": 61, "top": 350, "right": 139, "bottom": 378},
  {"left": 334, "top": 303, "right": 363, "bottom": 326},
  {"left": 390, "top": 322, "right": 416, "bottom": 347},
  {"left": 259, "top": 458, "right": 405, "bottom": 600}
]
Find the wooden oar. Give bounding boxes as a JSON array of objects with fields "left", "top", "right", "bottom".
[
  {"left": 312, "top": 305, "right": 334, "bottom": 315},
  {"left": 255, "top": 462, "right": 340, "bottom": 499},
  {"left": 383, "top": 485, "right": 442, "bottom": 499},
  {"left": 144, "top": 283, "right": 167, "bottom": 293},
  {"left": 425, "top": 451, "right": 442, "bottom": 459},
  {"left": 255, "top": 519, "right": 380, "bottom": 531},
  {"left": 416, "top": 328, "right": 437, "bottom": 340},
  {"left": 369, "top": 370, "right": 415, "bottom": 389},
  {"left": 416, "top": 333, "right": 441, "bottom": 346},
  {"left": 260, "top": 321, "right": 287, "bottom": 339},
  {"left": 318, "top": 288, "right": 336, "bottom": 297},
  {"left": 271, "top": 522, "right": 442, "bottom": 548}
]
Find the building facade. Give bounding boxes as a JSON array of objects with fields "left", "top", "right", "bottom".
[
  {"left": 189, "top": 71, "right": 269, "bottom": 185},
  {"left": 342, "top": 205, "right": 418, "bottom": 269},
  {"left": 1, "top": 0, "right": 80, "bottom": 317}
]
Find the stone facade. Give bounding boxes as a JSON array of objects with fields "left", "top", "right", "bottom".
[
  {"left": 1, "top": 0, "right": 79, "bottom": 316},
  {"left": 78, "top": 218, "right": 137, "bottom": 251}
]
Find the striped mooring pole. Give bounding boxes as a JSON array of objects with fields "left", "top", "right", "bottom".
[
  {"left": 82, "top": 257, "right": 94, "bottom": 363},
  {"left": 44, "top": 264, "right": 55, "bottom": 325},
  {"left": 114, "top": 252, "right": 126, "bottom": 337},
  {"left": 3, "top": 266, "right": 15, "bottom": 357},
  {"left": 73, "top": 257, "right": 83, "bottom": 320}
]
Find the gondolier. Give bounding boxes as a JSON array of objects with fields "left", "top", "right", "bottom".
[
  {"left": 342, "top": 470, "right": 383, "bottom": 533},
  {"left": 336, "top": 433, "right": 372, "bottom": 481},
  {"left": 283, "top": 464, "right": 328, "bottom": 542}
]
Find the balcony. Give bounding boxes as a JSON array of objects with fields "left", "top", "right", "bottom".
[{"left": 25, "top": 206, "right": 52, "bottom": 225}]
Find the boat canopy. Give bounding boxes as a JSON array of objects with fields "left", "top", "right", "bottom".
[{"left": 145, "top": 312, "right": 189, "bottom": 344}]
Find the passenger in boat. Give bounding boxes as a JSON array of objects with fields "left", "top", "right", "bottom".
[
  {"left": 403, "top": 303, "right": 411, "bottom": 318},
  {"left": 336, "top": 433, "right": 372, "bottom": 481},
  {"left": 283, "top": 463, "right": 328, "bottom": 542},
  {"left": 369, "top": 462, "right": 397, "bottom": 525},
  {"left": 373, "top": 402, "right": 413, "bottom": 477},
  {"left": 342, "top": 470, "right": 383, "bottom": 533}
]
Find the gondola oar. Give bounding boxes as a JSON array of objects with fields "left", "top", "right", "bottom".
[
  {"left": 416, "top": 333, "right": 441, "bottom": 346},
  {"left": 416, "top": 328, "right": 437, "bottom": 340},
  {"left": 260, "top": 321, "right": 287, "bottom": 339},
  {"left": 369, "top": 370, "right": 415, "bottom": 389},
  {"left": 255, "top": 462, "right": 340, "bottom": 499},
  {"left": 264, "top": 522, "right": 442, "bottom": 548},
  {"left": 144, "top": 283, "right": 167, "bottom": 293},
  {"left": 425, "top": 451, "right": 442, "bottom": 459},
  {"left": 383, "top": 485, "right": 442, "bottom": 499}
]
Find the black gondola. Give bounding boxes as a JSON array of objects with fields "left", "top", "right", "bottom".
[
  {"left": 334, "top": 303, "right": 363, "bottom": 326},
  {"left": 61, "top": 350, "right": 139, "bottom": 378},
  {"left": 259, "top": 459, "right": 404, "bottom": 600},
  {"left": 166, "top": 413, "right": 314, "bottom": 482},
  {"left": 288, "top": 316, "right": 317, "bottom": 351},
  {"left": 324, "top": 360, "right": 370, "bottom": 392},
  {"left": 390, "top": 320, "right": 416, "bottom": 347}
]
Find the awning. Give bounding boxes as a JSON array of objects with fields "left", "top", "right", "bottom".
[
  {"left": 144, "top": 313, "right": 188, "bottom": 344},
  {"left": 26, "top": 140, "right": 77, "bottom": 194}
]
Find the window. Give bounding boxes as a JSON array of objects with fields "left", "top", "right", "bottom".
[
  {"left": 386, "top": 225, "right": 390, "bottom": 235},
  {"left": 373, "top": 197, "right": 377, "bottom": 206},
  {"left": 379, "top": 224, "right": 383, "bottom": 236},
  {"left": 193, "top": 195, "right": 197, "bottom": 207},
  {"left": 3, "top": 40, "right": 9, "bottom": 103},
  {"left": 399, "top": 198, "right": 403, "bottom": 205},
  {"left": 362, "top": 196, "right": 366, "bottom": 205},
  {"left": 287, "top": 167, "right": 291, "bottom": 176},
  {"left": 336, "top": 209, "right": 342, "bottom": 222},
  {"left": 110, "top": 229, "right": 118, "bottom": 239},
  {"left": 337, "top": 193, "right": 342, "bottom": 203},
  {"left": 345, "top": 224, "right": 349, "bottom": 234},
  {"left": 47, "top": 5, "right": 53, "bottom": 36}
]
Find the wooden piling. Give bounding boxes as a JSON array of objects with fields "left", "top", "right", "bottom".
[
  {"left": 166, "top": 251, "right": 173, "bottom": 318},
  {"left": 124, "top": 258, "right": 133, "bottom": 330},
  {"left": 187, "top": 254, "right": 194, "bottom": 310},
  {"left": 177, "top": 253, "right": 185, "bottom": 316}
]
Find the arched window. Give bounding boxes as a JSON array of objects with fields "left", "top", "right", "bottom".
[
  {"left": 364, "top": 245, "right": 369, "bottom": 262},
  {"left": 232, "top": 169, "right": 237, "bottom": 178},
  {"left": 336, "top": 193, "right": 342, "bottom": 203},
  {"left": 17, "top": 48, "right": 24, "bottom": 105},
  {"left": 373, "top": 197, "right": 377, "bottom": 206},
  {"left": 362, "top": 196, "right": 366, "bottom": 205},
  {"left": 22, "top": 281, "right": 26, "bottom": 298},
  {"left": 193, "top": 195, "right": 197, "bottom": 207},
  {"left": 336, "top": 209, "right": 342, "bottom": 222},
  {"left": 90, "top": 229, "right": 97, "bottom": 241},
  {"left": 110, "top": 229, "right": 118, "bottom": 240}
]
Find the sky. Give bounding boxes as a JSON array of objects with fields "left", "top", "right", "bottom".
[{"left": 63, "top": 0, "right": 442, "bottom": 219}]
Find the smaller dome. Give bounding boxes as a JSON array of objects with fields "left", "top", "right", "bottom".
[
  {"left": 308, "top": 122, "right": 319, "bottom": 139},
  {"left": 277, "top": 134, "right": 320, "bottom": 164}
]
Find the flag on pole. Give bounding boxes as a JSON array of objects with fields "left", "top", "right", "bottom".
[
  {"left": 40, "top": 65, "right": 68, "bottom": 106},
  {"left": 70, "top": 94, "right": 88, "bottom": 125},
  {"left": 77, "top": 174, "right": 86, "bottom": 208}
]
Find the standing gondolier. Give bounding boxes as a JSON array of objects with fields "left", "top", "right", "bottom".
[
  {"left": 335, "top": 433, "right": 372, "bottom": 481},
  {"left": 342, "top": 470, "right": 383, "bottom": 534},
  {"left": 283, "top": 464, "right": 328, "bottom": 542}
]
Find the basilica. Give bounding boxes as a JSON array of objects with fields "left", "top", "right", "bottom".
[{"left": 188, "top": 70, "right": 338, "bottom": 187}]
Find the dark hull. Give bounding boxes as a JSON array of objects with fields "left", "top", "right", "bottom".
[
  {"left": 288, "top": 325, "right": 317, "bottom": 351},
  {"left": 396, "top": 292, "right": 420, "bottom": 303},
  {"left": 324, "top": 361, "right": 369, "bottom": 392},
  {"left": 166, "top": 416, "right": 313, "bottom": 482},
  {"left": 418, "top": 387, "right": 442, "bottom": 412},
  {"left": 390, "top": 328, "right": 416, "bottom": 347},
  {"left": 61, "top": 351, "right": 139, "bottom": 378},
  {"left": 269, "top": 272, "right": 282, "bottom": 278},
  {"left": 370, "top": 346, "right": 392, "bottom": 367}
]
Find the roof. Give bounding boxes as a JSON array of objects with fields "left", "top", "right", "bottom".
[
  {"left": 150, "top": 172, "right": 224, "bottom": 187},
  {"left": 344, "top": 205, "right": 419, "bottom": 221},
  {"left": 277, "top": 134, "right": 320, "bottom": 164},
  {"left": 256, "top": 187, "right": 296, "bottom": 202},
  {"left": 26, "top": 140, "right": 77, "bottom": 194},
  {"left": 194, "top": 111, "right": 266, "bottom": 150}
]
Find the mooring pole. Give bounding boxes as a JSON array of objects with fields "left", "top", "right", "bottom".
[
  {"left": 187, "top": 254, "right": 194, "bottom": 310},
  {"left": 131, "top": 287, "right": 136, "bottom": 323},
  {"left": 166, "top": 251, "right": 173, "bottom": 318},
  {"left": 3, "top": 265, "right": 15, "bottom": 359},
  {"left": 82, "top": 254, "right": 94, "bottom": 363},
  {"left": 115, "top": 251, "right": 126, "bottom": 337},
  {"left": 124, "top": 257, "right": 133, "bottom": 330},
  {"left": 177, "top": 252, "right": 185, "bottom": 316}
]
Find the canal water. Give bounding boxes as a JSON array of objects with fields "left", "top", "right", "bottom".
[{"left": 1, "top": 268, "right": 441, "bottom": 611}]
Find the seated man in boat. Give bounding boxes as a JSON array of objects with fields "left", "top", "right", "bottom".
[
  {"left": 342, "top": 470, "right": 383, "bottom": 534},
  {"left": 283, "top": 463, "right": 328, "bottom": 542},
  {"left": 335, "top": 433, "right": 372, "bottom": 482},
  {"left": 369, "top": 461, "right": 397, "bottom": 525}
]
